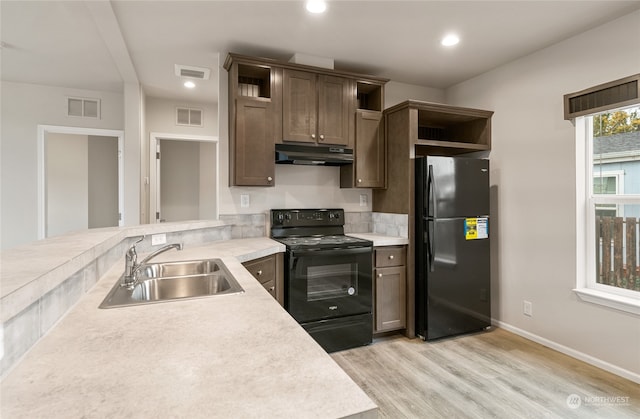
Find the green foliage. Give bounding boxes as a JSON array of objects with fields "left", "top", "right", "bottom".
[{"left": 593, "top": 108, "right": 640, "bottom": 137}]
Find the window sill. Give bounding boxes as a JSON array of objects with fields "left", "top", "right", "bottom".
[{"left": 573, "top": 288, "right": 640, "bottom": 316}]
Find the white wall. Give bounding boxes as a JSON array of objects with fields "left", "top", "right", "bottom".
[
  {"left": 88, "top": 135, "right": 119, "bottom": 228},
  {"left": 445, "top": 10, "right": 640, "bottom": 378},
  {"left": 144, "top": 96, "right": 218, "bottom": 222},
  {"left": 46, "top": 133, "right": 89, "bottom": 237},
  {"left": 123, "top": 82, "right": 143, "bottom": 226},
  {"left": 385, "top": 80, "right": 445, "bottom": 108},
  {"left": 159, "top": 139, "right": 200, "bottom": 222},
  {"left": 0, "top": 81, "right": 124, "bottom": 249},
  {"left": 199, "top": 141, "right": 217, "bottom": 220},
  {"left": 145, "top": 97, "right": 218, "bottom": 136},
  {"left": 44, "top": 133, "right": 119, "bottom": 236}
]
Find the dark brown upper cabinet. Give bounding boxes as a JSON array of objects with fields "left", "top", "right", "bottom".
[
  {"left": 283, "top": 69, "right": 354, "bottom": 147},
  {"left": 408, "top": 100, "right": 493, "bottom": 156},
  {"left": 234, "top": 98, "right": 275, "bottom": 186},
  {"left": 373, "top": 100, "right": 493, "bottom": 214},
  {"left": 225, "top": 53, "right": 388, "bottom": 187},
  {"left": 340, "top": 110, "right": 385, "bottom": 189},
  {"left": 225, "top": 55, "right": 282, "bottom": 186},
  {"left": 340, "top": 81, "right": 387, "bottom": 189}
]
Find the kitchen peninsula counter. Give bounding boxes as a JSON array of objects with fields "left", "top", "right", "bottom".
[{"left": 0, "top": 237, "right": 378, "bottom": 419}]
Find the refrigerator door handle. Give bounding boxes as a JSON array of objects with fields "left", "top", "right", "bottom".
[
  {"left": 428, "top": 164, "right": 436, "bottom": 219},
  {"left": 428, "top": 220, "right": 435, "bottom": 272}
]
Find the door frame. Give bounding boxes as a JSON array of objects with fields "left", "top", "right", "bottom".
[
  {"left": 37, "top": 125, "right": 125, "bottom": 239},
  {"left": 149, "top": 132, "right": 219, "bottom": 223}
]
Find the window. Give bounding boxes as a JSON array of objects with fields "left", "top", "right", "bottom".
[
  {"left": 576, "top": 105, "right": 640, "bottom": 314},
  {"left": 593, "top": 171, "right": 623, "bottom": 217}
]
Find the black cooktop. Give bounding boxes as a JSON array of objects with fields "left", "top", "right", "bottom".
[
  {"left": 270, "top": 209, "right": 372, "bottom": 250},
  {"left": 274, "top": 234, "right": 372, "bottom": 250}
]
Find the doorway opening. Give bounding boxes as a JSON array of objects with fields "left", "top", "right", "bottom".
[
  {"left": 149, "top": 132, "right": 219, "bottom": 223},
  {"left": 37, "top": 125, "right": 124, "bottom": 239}
]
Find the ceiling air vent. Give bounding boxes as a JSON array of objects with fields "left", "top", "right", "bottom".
[
  {"left": 174, "top": 64, "right": 210, "bottom": 80},
  {"left": 564, "top": 74, "right": 640, "bottom": 120},
  {"left": 67, "top": 97, "right": 100, "bottom": 118},
  {"left": 176, "top": 107, "right": 203, "bottom": 127}
]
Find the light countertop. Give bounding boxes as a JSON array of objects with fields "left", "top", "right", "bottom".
[
  {"left": 348, "top": 233, "right": 409, "bottom": 247},
  {"left": 0, "top": 220, "right": 230, "bottom": 323},
  {"left": 0, "top": 237, "right": 378, "bottom": 418}
]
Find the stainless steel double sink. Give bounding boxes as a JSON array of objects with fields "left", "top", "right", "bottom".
[{"left": 99, "top": 258, "right": 244, "bottom": 309}]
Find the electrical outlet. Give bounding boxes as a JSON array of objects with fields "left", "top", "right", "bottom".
[
  {"left": 523, "top": 300, "right": 533, "bottom": 317},
  {"left": 359, "top": 194, "right": 368, "bottom": 207},
  {"left": 240, "top": 194, "right": 250, "bottom": 208},
  {"left": 151, "top": 233, "right": 167, "bottom": 246}
]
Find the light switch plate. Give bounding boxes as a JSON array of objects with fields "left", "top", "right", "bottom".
[
  {"left": 240, "top": 194, "right": 250, "bottom": 208},
  {"left": 151, "top": 233, "right": 167, "bottom": 246}
]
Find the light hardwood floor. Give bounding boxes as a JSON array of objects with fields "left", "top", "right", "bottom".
[{"left": 331, "top": 328, "right": 640, "bottom": 419}]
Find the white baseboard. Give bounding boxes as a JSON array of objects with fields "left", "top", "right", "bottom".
[{"left": 492, "top": 320, "right": 640, "bottom": 385}]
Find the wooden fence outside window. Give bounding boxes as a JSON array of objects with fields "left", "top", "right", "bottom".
[{"left": 596, "top": 216, "right": 640, "bottom": 291}]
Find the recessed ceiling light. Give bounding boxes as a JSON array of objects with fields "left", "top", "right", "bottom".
[
  {"left": 441, "top": 34, "right": 460, "bottom": 47},
  {"left": 184, "top": 81, "right": 195, "bottom": 89},
  {"left": 306, "top": 0, "right": 327, "bottom": 14}
]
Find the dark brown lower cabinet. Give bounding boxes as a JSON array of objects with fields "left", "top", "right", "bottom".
[
  {"left": 242, "top": 253, "right": 284, "bottom": 306},
  {"left": 374, "top": 246, "right": 407, "bottom": 333}
]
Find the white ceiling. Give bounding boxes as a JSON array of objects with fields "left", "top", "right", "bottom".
[{"left": 2, "top": 0, "right": 640, "bottom": 105}]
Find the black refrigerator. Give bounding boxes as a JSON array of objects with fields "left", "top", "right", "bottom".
[{"left": 415, "top": 156, "right": 491, "bottom": 341}]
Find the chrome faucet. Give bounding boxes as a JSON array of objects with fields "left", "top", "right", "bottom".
[{"left": 122, "top": 237, "right": 183, "bottom": 289}]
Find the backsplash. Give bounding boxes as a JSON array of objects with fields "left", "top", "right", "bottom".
[
  {"left": 219, "top": 212, "right": 407, "bottom": 237},
  {"left": 222, "top": 212, "right": 380, "bottom": 237},
  {"left": 344, "top": 212, "right": 373, "bottom": 234},
  {"left": 219, "top": 214, "right": 267, "bottom": 238},
  {"left": 372, "top": 212, "right": 409, "bottom": 238}
]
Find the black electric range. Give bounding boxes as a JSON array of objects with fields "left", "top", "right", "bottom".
[{"left": 270, "top": 209, "right": 373, "bottom": 353}]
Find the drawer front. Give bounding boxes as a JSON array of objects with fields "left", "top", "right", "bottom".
[
  {"left": 375, "top": 246, "right": 406, "bottom": 267},
  {"left": 262, "top": 279, "right": 276, "bottom": 299},
  {"left": 243, "top": 255, "right": 276, "bottom": 285}
]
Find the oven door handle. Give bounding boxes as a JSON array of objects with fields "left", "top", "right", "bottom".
[{"left": 290, "top": 246, "right": 372, "bottom": 258}]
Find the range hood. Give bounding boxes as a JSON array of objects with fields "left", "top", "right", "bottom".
[{"left": 275, "top": 143, "right": 353, "bottom": 166}]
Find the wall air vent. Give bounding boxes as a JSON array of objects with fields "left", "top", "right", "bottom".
[
  {"left": 174, "top": 64, "right": 211, "bottom": 80},
  {"left": 564, "top": 74, "right": 640, "bottom": 120},
  {"left": 67, "top": 97, "right": 100, "bottom": 118},
  {"left": 176, "top": 107, "right": 203, "bottom": 127}
]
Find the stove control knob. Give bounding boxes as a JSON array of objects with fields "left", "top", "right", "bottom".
[
  {"left": 329, "top": 212, "right": 340, "bottom": 220},
  {"left": 285, "top": 213, "right": 292, "bottom": 220},
  {"left": 276, "top": 212, "right": 284, "bottom": 223}
]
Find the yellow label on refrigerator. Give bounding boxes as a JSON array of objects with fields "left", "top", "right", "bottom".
[{"left": 465, "top": 217, "right": 488, "bottom": 240}]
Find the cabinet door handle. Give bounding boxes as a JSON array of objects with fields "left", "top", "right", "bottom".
[
  {"left": 269, "top": 286, "right": 275, "bottom": 291},
  {"left": 357, "top": 178, "right": 363, "bottom": 183},
  {"left": 311, "top": 134, "right": 316, "bottom": 140},
  {"left": 389, "top": 255, "right": 394, "bottom": 260},
  {"left": 257, "top": 270, "right": 263, "bottom": 276},
  {"left": 267, "top": 176, "right": 273, "bottom": 182},
  {"left": 319, "top": 134, "right": 324, "bottom": 140},
  {"left": 378, "top": 273, "right": 383, "bottom": 278}
]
